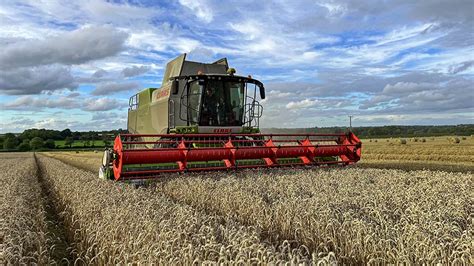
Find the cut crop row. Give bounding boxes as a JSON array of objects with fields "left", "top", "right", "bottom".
[
  {"left": 362, "top": 153, "right": 473, "bottom": 164},
  {"left": 0, "top": 153, "right": 52, "bottom": 264},
  {"left": 35, "top": 155, "right": 318, "bottom": 264}
]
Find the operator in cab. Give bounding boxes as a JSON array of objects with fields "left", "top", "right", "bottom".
[{"left": 201, "top": 87, "right": 218, "bottom": 126}]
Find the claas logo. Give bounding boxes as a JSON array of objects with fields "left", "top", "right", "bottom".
[
  {"left": 213, "top": 128, "right": 232, "bottom": 133},
  {"left": 155, "top": 88, "right": 170, "bottom": 99}
]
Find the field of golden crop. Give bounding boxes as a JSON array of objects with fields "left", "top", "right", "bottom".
[
  {"left": 157, "top": 168, "right": 473, "bottom": 264},
  {"left": 2, "top": 138, "right": 473, "bottom": 264},
  {"left": 360, "top": 136, "right": 474, "bottom": 171},
  {"left": 0, "top": 153, "right": 52, "bottom": 264},
  {"left": 43, "top": 135, "right": 474, "bottom": 172},
  {"left": 2, "top": 153, "right": 315, "bottom": 264}
]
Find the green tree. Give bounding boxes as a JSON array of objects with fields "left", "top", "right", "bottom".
[
  {"left": 83, "top": 139, "right": 91, "bottom": 147},
  {"left": 20, "top": 129, "right": 62, "bottom": 141},
  {"left": 72, "top": 131, "right": 81, "bottom": 140},
  {"left": 3, "top": 133, "right": 18, "bottom": 150},
  {"left": 103, "top": 139, "right": 111, "bottom": 147},
  {"left": 44, "top": 139, "right": 56, "bottom": 149},
  {"left": 101, "top": 133, "right": 112, "bottom": 147},
  {"left": 60, "top": 128, "right": 72, "bottom": 138},
  {"left": 65, "top": 137, "right": 74, "bottom": 148},
  {"left": 18, "top": 141, "right": 30, "bottom": 151},
  {"left": 30, "top": 137, "right": 44, "bottom": 150}
]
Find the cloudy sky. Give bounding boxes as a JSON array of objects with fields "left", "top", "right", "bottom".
[{"left": 1, "top": 0, "right": 473, "bottom": 132}]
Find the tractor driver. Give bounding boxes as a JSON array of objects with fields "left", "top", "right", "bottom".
[{"left": 201, "top": 87, "right": 218, "bottom": 125}]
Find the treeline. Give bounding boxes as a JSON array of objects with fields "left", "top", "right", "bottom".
[
  {"left": 265, "top": 124, "right": 474, "bottom": 138},
  {"left": 1, "top": 125, "right": 473, "bottom": 151},
  {"left": 0, "top": 128, "right": 127, "bottom": 151}
]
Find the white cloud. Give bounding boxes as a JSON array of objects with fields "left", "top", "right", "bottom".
[
  {"left": 121, "top": 65, "right": 150, "bottom": 78},
  {"left": 360, "top": 77, "right": 474, "bottom": 113},
  {"left": 323, "top": 24, "right": 448, "bottom": 69},
  {"left": 3, "top": 95, "right": 81, "bottom": 109},
  {"left": 82, "top": 0, "right": 156, "bottom": 23},
  {"left": 8, "top": 0, "right": 156, "bottom": 25},
  {"left": 268, "top": 90, "right": 292, "bottom": 98},
  {"left": 0, "top": 25, "right": 128, "bottom": 69},
  {"left": 409, "top": 47, "right": 474, "bottom": 73},
  {"left": 286, "top": 99, "right": 320, "bottom": 109},
  {"left": 1, "top": 115, "right": 128, "bottom": 132},
  {"left": 371, "top": 23, "right": 436, "bottom": 46},
  {"left": 91, "top": 82, "right": 140, "bottom": 96},
  {"left": 1, "top": 0, "right": 473, "bottom": 131},
  {"left": 127, "top": 29, "right": 202, "bottom": 54},
  {"left": 317, "top": 1, "right": 347, "bottom": 17},
  {"left": 382, "top": 82, "right": 432, "bottom": 94},
  {"left": 32, "top": 118, "right": 70, "bottom": 129},
  {"left": 92, "top": 69, "right": 108, "bottom": 78},
  {"left": 2, "top": 95, "right": 127, "bottom": 112},
  {"left": 0, "top": 65, "right": 77, "bottom": 95},
  {"left": 449, "top": 60, "right": 474, "bottom": 74},
  {"left": 226, "top": 20, "right": 333, "bottom": 67},
  {"left": 0, "top": 118, "right": 36, "bottom": 132},
  {"left": 178, "top": 0, "right": 213, "bottom": 23},
  {"left": 82, "top": 98, "right": 126, "bottom": 111},
  {"left": 229, "top": 20, "right": 262, "bottom": 40}
]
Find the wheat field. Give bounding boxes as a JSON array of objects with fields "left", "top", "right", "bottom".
[
  {"left": 0, "top": 153, "right": 52, "bottom": 264},
  {"left": 43, "top": 135, "right": 474, "bottom": 173},
  {"left": 155, "top": 168, "right": 473, "bottom": 264},
  {"left": 2, "top": 153, "right": 316, "bottom": 264},
  {"left": 1, "top": 137, "right": 473, "bottom": 264},
  {"left": 360, "top": 136, "right": 474, "bottom": 171}
]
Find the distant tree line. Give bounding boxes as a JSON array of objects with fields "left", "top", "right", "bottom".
[
  {"left": 0, "top": 128, "right": 127, "bottom": 151},
  {"left": 1, "top": 125, "right": 473, "bottom": 151},
  {"left": 265, "top": 124, "right": 474, "bottom": 138}
]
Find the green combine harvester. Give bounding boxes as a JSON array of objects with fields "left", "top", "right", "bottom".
[{"left": 100, "top": 54, "right": 361, "bottom": 181}]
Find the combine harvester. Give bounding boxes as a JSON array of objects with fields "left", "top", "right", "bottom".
[{"left": 100, "top": 54, "right": 362, "bottom": 181}]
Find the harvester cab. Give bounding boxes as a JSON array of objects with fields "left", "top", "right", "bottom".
[
  {"left": 99, "top": 54, "right": 362, "bottom": 181},
  {"left": 126, "top": 54, "right": 265, "bottom": 137}
]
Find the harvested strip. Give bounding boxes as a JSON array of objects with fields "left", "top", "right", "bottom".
[
  {"left": 157, "top": 168, "right": 473, "bottom": 264},
  {"left": 362, "top": 153, "right": 473, "bottom": 164},
  {"left": 42, "top": 151, "right": 100, "bottom": 173},
  {"left": 36, "top": 155, "right": 313, "bottom": 264},
  {"left": 0, "top": 153, "right": 53, "bottom": 264},
  {"left": 358, "top": 160, "right": 474, "bottom": 172},
  {"left": 365, "top": 146, "right": 474, "bottom": 157}
]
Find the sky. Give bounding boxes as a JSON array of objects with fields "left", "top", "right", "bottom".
[{"left": 0, "top": 0, "right": 473, "bottom": 133}]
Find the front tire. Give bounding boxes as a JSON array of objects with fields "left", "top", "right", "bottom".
[{"left": 99, "top": 149, "right": 114, "bottom": 180}]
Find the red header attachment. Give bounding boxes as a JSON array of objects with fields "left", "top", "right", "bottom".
[{"left": 111, "top": 132, "right": 362, "bottom": 181}]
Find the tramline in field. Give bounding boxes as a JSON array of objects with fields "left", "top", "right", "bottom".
[{"left": 100, "top": 54, "right": 362, "bottom": 181}]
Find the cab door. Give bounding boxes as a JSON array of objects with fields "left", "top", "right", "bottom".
[{"left": 180, "top": 80, "right": 203, "bottom": 125}]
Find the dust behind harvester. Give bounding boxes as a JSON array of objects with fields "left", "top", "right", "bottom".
[{"left": 100, "top": 54, "right": 362, "bottom": 181}]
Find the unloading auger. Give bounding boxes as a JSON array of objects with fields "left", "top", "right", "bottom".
[{"left": 99, "top": 54, "right": 362, "bottom": 181}]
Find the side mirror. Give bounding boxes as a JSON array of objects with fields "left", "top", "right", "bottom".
[
  {"left": 171, "top": 80, "right": 179, "bottom": 94},
  {"left": 259, "top": 85, "right": 265, "bottom": 99}
]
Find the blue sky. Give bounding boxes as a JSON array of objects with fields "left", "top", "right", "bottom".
[{"left": 1, "top": 0, "right": 473, "bottom": 132}]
